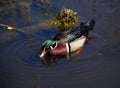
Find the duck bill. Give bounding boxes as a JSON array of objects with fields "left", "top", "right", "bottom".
[{"left": 39, "top": 49, "right": 46, "bottom": 58}]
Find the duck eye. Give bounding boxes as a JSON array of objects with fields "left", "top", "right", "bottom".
[
  {"left": 46, "top": 46, "right": 50, "bottom": 48},
  {"left": 45, "top": 46, "right": 50, "bottom": 51}
]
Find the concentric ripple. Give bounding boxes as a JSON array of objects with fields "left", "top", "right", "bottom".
[
  {"left": 5, "top": 31, "right": 105, "bottom": 77},
  {"left": 7, "top": 36, "right": 43, "bottom": 67}
]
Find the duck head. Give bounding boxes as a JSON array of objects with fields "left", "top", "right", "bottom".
[
  {"left": 39, "top": 40, "right": 57, "bottom": 58},
  {"left": 39, "top": 39, "right": 67, "bottom": 58}
]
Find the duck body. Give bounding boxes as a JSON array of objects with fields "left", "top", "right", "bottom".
[
  {"left": 48, "top": 35, "right": 86, "bottom": 56},
  {"left": 39, "top": 19, "right": 95, "bottom": 58}
]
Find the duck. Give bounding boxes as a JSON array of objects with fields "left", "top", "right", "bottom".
[{"left": 39, "top": 19, "right": 95, "bottom": 58}]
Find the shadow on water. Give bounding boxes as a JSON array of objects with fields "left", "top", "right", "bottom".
[{"left": 0, "top": 0, "right": 120, "bottom": 88}]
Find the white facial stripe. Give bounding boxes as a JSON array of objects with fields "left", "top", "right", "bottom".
[
  {"left": 50, "top": 46, "right": 54, "bottom": 50},
  {"left": 54, "top": 42, "right": 57, "bottom": 49},
  {"left": 50, "top": 41, "right": 58, "bottom": 50}
]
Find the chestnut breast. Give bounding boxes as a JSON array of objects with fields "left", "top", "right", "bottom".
[{"left": 50, "top": 42, "right": 67, "bottom": 56}]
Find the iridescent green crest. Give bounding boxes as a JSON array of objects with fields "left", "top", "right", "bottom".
[{"left": 42, "top": 39, "right": 55, "bottom": 47}]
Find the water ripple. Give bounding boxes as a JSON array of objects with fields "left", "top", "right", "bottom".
[{"left": 5, "top": 32, "right": 105, "bottom": 78}]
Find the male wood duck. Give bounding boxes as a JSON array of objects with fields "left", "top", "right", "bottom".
[{"left": 39, "top": 19, "right": 95, "bottom": 58}]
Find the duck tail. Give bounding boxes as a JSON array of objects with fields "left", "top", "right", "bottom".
[
  {"left": 80, "top": 19, "right": 95, "bottom": 31},
  {"left": 80, "top": 19, "right": 95, "bottom": 39}
]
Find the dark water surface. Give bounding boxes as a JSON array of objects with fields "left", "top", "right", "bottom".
[{"left": 0, "top": 0, "right": 120, "bottom": 88}]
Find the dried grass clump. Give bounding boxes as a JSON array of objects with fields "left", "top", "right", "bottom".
[{"left": 50, "top": 8, "right": 78, "bottom": 31}]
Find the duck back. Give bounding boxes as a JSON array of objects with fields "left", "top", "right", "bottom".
[{"left": 52, "top": 19, "right": 95, "bottom": 43}]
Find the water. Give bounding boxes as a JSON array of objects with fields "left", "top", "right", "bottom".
[{"left": 0, "top": 0, "right": 120, "bottom": 88}]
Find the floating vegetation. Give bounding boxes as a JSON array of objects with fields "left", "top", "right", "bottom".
[
  {"left": 48, "top": 8, "right": 78, "bottom": 31},
  {"left": 0, "top": 23, "right": 32, "bottom": 35},
  {"left": 0, "top": 24, "right": 13, "bottom": 30}
]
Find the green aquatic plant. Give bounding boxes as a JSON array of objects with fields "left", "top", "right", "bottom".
[{"left": 49, "top": 8, "right": 78, "bottom": 31}]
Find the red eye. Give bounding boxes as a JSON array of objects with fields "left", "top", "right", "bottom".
[
  {"left": 45, "top": 46, "right": 50, "bottom": 51},
  {"left": 46, "top": 46, "right": 50, "bottom": 48}
]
